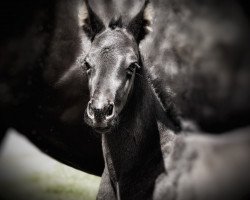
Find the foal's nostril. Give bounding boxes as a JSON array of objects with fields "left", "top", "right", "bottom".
[
  {"left": 87, "top": 100, "right": 114, "bottom": 120},
  {"left": 107, "top": 103, "right": 114, "bottom": 117}
]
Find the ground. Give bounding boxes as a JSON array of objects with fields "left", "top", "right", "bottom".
[{"left": 0, "top": 130, "right": 101, "bottom": 200}]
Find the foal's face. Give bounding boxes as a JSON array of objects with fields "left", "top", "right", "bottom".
[
  {"left": 79, "top": 0, "right": 153, "bottom": 133},
  {"left": 84, "top": 29, "right": 140, "bottom": 133}
]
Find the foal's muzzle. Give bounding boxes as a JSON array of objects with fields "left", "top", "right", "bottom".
[{"left": 86, "top": 99, "right": 115, "bottom": 132}]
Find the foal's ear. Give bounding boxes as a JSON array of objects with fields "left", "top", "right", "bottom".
[
  {"left": 127, "top": 0, "right": 154, "bottom": 43},
  {"left": 78, "top": 0, "right": 105, "bottom": 40}
]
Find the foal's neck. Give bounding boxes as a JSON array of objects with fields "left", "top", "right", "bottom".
[{"left": 102, "top": 73, "right": 163, "bottom": 181}]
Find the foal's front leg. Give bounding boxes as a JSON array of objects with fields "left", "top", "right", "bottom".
[{"left": 97, "top": 167, "right": 116, "bottom": 200}]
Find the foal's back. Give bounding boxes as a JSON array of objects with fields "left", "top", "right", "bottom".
[{"left": 154, "top": 127, "right": 250, "bottom": 200}]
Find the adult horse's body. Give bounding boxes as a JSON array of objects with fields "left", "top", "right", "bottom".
[
  {"left": 0, "top": 0, "right": 104, "bottom": 175},
  {"left": 142, "top": 0, "right": 250, "bottom": 133}
]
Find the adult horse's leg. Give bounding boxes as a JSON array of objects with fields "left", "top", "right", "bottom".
[
  {"left": 0, "top": 125, "right": 7, "bottom": 148},
  {"left": 0, "top": 112, "right": 8, "bottom": 147}
]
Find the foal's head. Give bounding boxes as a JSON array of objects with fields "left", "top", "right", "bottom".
[{"left": 79, "top": 0, "right": 153, "bottom": 133}]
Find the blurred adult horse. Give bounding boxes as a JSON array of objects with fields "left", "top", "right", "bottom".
[{"left": 0, "top": 0, "right": 104, "bottom": 175}]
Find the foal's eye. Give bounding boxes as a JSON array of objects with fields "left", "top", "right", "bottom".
[
  {"left": 84, "top": 61, "right": 92, "bottom": 74},
  {"left": 127, "top": 63, "right": 140, "bottom": 77}
]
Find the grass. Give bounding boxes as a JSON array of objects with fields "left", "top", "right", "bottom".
[{"left": 0, "top": 131, "right": 101, "bottom": 200}]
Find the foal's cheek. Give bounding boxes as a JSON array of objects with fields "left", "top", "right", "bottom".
[{"left": 115, "top": 80, "right": 130, "bottom": 111}]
